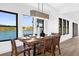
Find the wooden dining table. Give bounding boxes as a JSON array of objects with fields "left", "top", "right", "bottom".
[{"left": 18, "top": 37, "right": 44, "bottom": 56}]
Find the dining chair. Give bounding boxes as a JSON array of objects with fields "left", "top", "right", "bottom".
[
  {"left": 44, "top": 37, "right": 55, "bottom": 55},
  {"left": 36, "top": 36, "right": 55, "bottom": 56},
  {"left": 11, "top": 39, "right": 32, "bottom": 56},
  {"left": 51, "top": 33, "right": 61, "bottom": 55}
]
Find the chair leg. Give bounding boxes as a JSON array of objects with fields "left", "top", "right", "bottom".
[
  {"left": 28, "top": 50, "right": 30, "bottom": 56},
  {"left": 52, "top": 47, "right": 55, "bottom": 56},
  {"left": 52, "top": 45, "right": 56, "bottom": 56},
  {"left": 24, "top": 51, "right": 26, "bottom": 56},
  {"left": 11, "top": 52, "right": 13, "bottom": 56},
  {"left": 37, "top": 49, "right": 41, "bottom": 55},
  {"left": 23, "top": 43, "right": 26, "bottom": 56},
  {"left": 11, "top": 51, "right": 13, "bottom": 56},
  {"left": 51, "top": 46, "right": 55, "bottom": 56},
  {"left": 43, "top": 50, "right": 45, "bottom": 55},
  {"left": 51, "top": 51, "right": 55, "bottom": 56},
  {"left": 58, "top": 44, "right": 61, "bottom": 54}
]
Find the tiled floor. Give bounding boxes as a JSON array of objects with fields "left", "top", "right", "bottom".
[{"left": 1, "top": 36, "right": 79, "bottom": 56}]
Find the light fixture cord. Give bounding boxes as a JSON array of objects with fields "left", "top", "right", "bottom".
[{"left": 42, "top": 3, "right": 43, "bottom": 12}]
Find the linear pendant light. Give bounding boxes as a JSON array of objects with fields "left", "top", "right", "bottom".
[{"left": 30, "top": 3, "right": 49, "bottom": 19}]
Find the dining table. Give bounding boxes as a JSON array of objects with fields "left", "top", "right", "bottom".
[{"left": 18, "top": 36, "right": 44, "bottom": 56}]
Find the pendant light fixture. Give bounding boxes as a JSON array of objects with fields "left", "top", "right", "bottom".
[{"left": 30, "top": 3, "right": 49, "bottom": 19}]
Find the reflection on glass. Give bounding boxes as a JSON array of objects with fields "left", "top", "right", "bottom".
[{"left": 21, "top": 16, "right": 33, "bottom": 36}]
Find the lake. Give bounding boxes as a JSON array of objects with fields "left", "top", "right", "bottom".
[
  {"left": 0, "top": 30, "right": 32, "bottom": 41},
  {"left": 23, "top": 30, "right": 32, "bottom": 36}
]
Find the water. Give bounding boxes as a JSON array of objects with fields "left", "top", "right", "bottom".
[
  {"left": 0, "top": 30, "right": 32, "bottom": 41},
  {"left": 23, "top": 30, "right": 32, "bottom": 36},
  {"left": 0, "top": 30, "right": 16, "bottom": 41}
]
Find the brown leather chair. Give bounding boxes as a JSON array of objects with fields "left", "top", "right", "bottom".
[{"left": 11, "top": 39, "right": 32, "bottom": 56}]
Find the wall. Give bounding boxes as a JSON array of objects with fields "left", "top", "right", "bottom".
[{"left": 44, "top": 4, "right": 59, "bottom": 35}]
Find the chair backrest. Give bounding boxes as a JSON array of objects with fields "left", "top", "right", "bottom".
[
  {"left": 51, "top": 33, "right": 61, "bottom": 46},
  {"left": 43, "top": 36, "right": 52, "bottom": 49},
  {"left": 55, "top": 33, "right": 60, "bottom": 44},
  {"left": 51, "top": 33, "right": 61, "bottom": 41},
  {"left": 11, "top": 39, "right": 17, "bottom": 55}
]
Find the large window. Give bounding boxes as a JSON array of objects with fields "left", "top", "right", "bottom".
[
  {"left": 59, "top": 18, "right": 69, "bottom": 35},
  {"left": 0, "top": 10, "right": 18, "bottom": 41},
  {"left": 21, "top": 15, "right": 33, "bottom": 36}
]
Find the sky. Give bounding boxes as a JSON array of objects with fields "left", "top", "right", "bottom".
[
  {"left": 21, "top": 15, "right": 32, "bottom": 26},
  {"left": 0, "top": 12, "right": 16, "bottom": 26},
  {"left": 0, "top": 12, "right": 32, "bottom": 26}
]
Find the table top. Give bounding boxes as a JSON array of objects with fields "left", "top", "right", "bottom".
[
  {"left": 19, "top": 37, "right": 44, "bottom": 44},
  {"left": 18, "top": 35, "right": 56, "bottom": 45}
]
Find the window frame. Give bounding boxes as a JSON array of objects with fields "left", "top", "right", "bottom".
[
  {"left": 59, "top": 18, "right": 62, "bottom": 35},
  {"left": 59, "top": 18, "right": 69, "bottom": 35},
  {"left": 0, "top": 10, "right": 18, "bottom": 42}
]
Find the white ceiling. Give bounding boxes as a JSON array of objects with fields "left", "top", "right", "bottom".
[
  {"left": 26, "top": 3, "right": 79, "bottom": 14},
  {"left": 48, "top": 3, "right": 79, "bottom": 14},
  {"left": 4, "top": 3, "right": 79, "bottom": 14}
]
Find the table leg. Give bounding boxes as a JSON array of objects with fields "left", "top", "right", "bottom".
[
  {"left": 23, "top": 43, "right": 26, "bottom": 56},
  {"left": 33, "top": 43, "right": 36, "bottom": 56}
]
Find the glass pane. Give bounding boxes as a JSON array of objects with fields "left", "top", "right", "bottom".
[
  {"left": 59, "top": 18, "right": 62, "bottom": 35},
  {"left": 37, "top": 19, "right": 44, "bottom": 32},
  {"left": 63, "top": 19, "right": 66, "bottom": 35},
  {"left": 0, "top": 12, "right": 16, "bottom": 26},
  {"left": 67, "top": 21, "right": 69, "bottom": 34},
  {"left": 0, "top": 11, "right": 16, "bottom": 41},
  {"left": 21, "top": 16, "right": 33, "bottom": 36}
]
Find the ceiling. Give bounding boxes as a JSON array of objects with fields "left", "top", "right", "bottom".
[
  {"left": 8, "top": 3, "right": 79, "bottom": 15},
  {"left": 48, "top": 3, "right": 79, "bottom": 14},
  {"left": 26, "top": 3, "right": 79, "bottom": 14}
]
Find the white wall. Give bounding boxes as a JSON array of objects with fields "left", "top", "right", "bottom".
[{"left": 47, "top": 11, "right": 58, "bottom": 35}]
